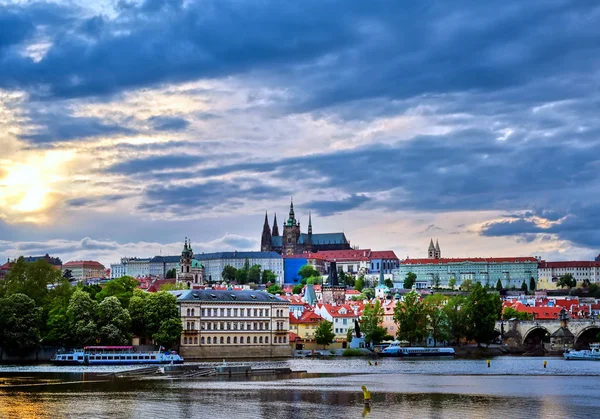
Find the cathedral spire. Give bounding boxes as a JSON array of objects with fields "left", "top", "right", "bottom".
[
  {"left": 260, "top": 211, "right": 272, "bottom": 251},
  {"left": 308, "top": 212, "right": 312, "bottom": 235},
  {"left": 287, "top": 197, "right": 297, "bottom": 226},
  {"left": 272, "top": 213, "right": 279, "bottom": 237}
]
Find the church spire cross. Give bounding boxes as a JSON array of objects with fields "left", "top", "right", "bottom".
[{"left": 308, "top": 211, "right": 313, "bottom": 235}]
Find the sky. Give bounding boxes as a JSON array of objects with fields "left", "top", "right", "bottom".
[{"left": 1, "top": 0, "right": 599, "bottom": 267}]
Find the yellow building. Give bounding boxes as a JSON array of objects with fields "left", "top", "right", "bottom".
[
  {"left": 289, "top": 311, "right": 323, "bottom": 339},
  {"left": 62, "top": 260, "right": 105, "bottom": 281},
  {"left": 178, "top": 289, "right": 291, "bottom": 359}
]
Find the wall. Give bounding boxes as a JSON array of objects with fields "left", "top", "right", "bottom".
[
  {"left": 0, "top": 346, "right": 58, "bottom": 363},
  {"left": 180, "top": 344, "right": 292, "bottom": 360}
]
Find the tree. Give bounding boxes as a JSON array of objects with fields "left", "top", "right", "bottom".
[
  {"left": 448, "top": 277, "right": 456, "bottom": 290},
  {"left": 363, "top": 288, "right": 375, "bottom": 300},
  {"left": 346, "top": 327, "right": 354, "bottom": 343},
  {"left": 529, "top": 276, "right": 536, "bottom": 292},
  {"left": 292, "top": 284, "right": 304, "bottom": 295},
  {"left": 502, "top": 307, "right": 534, "bottom": 321},
  {"left": 460, "top": 279, "right": 474, "bottom": 291},
  {"left": 160, "top": 282, "right": 189, "bottom": 291},
  {"left": 248, "top": 264, "right": 262, "bottom": 283},
  {"left": 520, "top": 281, "right": 528, "bottom": 292},
  {"left": 81, "top": 284, "right": 102, "bottom": 300},
  {"left": 314, "top": 320, "right": 335, "bottom": 348},
  {"left": 261, "top": 269, "right": 277, "bottom": 284},
  {"left": 557, "top": 273, "right": 577, "bottom": 289},
  {"left": 165, "top": 268, "right": 176, "bottom": 279},
  {"left": 42, "top": 280, "right": 76, "bottom": 345},
  {"left": 222, "top": 265, "right": 237, "bottom": 282},
  {"left": 432, "top": 274, "right": 441, "bottom": 289},
  {"left": 267, "top": 284, "right": 283, "bottom": 294},
  {"left": 424, "top": 293, "right": 450, "bottom": 346},
  {"left": 0, "top": 293, "right": 42, "bottom": 354},
  {"left": 403, "top": 272, "right": 417, "bottom": 289},
  {"left": 298, "top": 265, "right": 320, "bottom": 280},
  {"left": 344, "top": 275, "right": 356, "bottom": 288},
  {"left": 443, "top": 295, "right": 468, "bottom": 345},
  {"left": 306, "top": 276, "right": 323, "bottom": 286},
  {"left": 97, "top": 297, "right": 132, "bottom": 345},
  {"left": 583, "top": 279, "right": 591, "bottom": 288},
  {"left": 235, "top": 267, "right": 248, "bottom": 284},
  {"left": 67, "top": 289, "right": 99, "bottom": 347},
  {"left": 355, "top": 276, "right": 365, "bottom": 292},
  {"left": 464, "top": 283, "right": 502, "bottom": 346},
  {"left": 2, "top": 257, "right": 62, "bottom": 306},
  {"left": 128, "top": 291, "right": 180, "bottom": 344},
  {"left": 361, "top": 300, "right": 390, "bottom": 345},
  {"left": 394, "top": 290, "right": 428, "bottom": 344},
  {"left": 496, "top": 279, "right": 503, "bottom": 291},
  {"left": 384, "top": 278, "right": 394, "bottom": 288},
  {"left": 95, "top": 276, "right": 139, "bottom": 307},
  {"left": 62, "top": 269, "right": 73, "bottom": 280},
  {"left": 153, "top": 318, "right": 183, "bottom": 348}
]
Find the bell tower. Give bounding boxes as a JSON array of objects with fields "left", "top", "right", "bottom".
[
  {"left": 177, "top": 237, "right": 195, "bottom": 285},
  {"left": 283, "top": 198, "right": 301, "bottom": 255}
]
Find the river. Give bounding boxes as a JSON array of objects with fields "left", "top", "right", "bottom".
[{"left": 1, "top": 357, "right": 599, "bottom": 418}]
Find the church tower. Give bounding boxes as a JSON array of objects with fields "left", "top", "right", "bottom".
[
  {"left": 435, "top": 239, "right": 441, "bottom": 259},
  {"left": 428, "top": 239, "right": 436, "bottom": 259},
  {"left": 272, "top": 213, "right": 279, "bottom": 237},
  {"left": 177, "top": 237, "right": 195, "bottom": 285},
  {"left": 260, "top": 212, "right": 272, "bottom": 251},
  {"left": 283, "top": 198, "right": 301, "bottom": 255}
]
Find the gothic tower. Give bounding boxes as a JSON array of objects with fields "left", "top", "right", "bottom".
[
  {"left": 177, "top": 237, "right": 195, "bottom": 285},
  {"left": 272, "top": 213, "right": 279, "bottom": 237},
  {"left": 260, "top": 212, "right": 272, "bottom": 251},
  {"left": 435, "top": 239, "right": 441, "bottom": 259},
  {"left": 283, "top": 198, "right": 301, "bottom": 255},
  {"left": 428, "top": 239, "right": 436, "bottom": 259}
]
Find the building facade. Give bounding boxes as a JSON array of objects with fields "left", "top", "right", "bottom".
[
  {"left": 149, "top": 255, "right": 180, "bottom": 278},
  {"left": 61, "top": 260, "right": 106, "bottom": 281},
  {"left": 393, "top": 257, "right": 539, "bottom": 289},
  {"left": 110, "top": 257, "right": 151, "bottom": 279},
  {"left": 195, "top": 251, "right": 284, "bottom": 283},
  {"left": 260, "top": 199, "right": 351, "bottom": 255},
  {"left": 177, "top": 289, "right": 291, "bottom": 359},
  {"left": 537, "top": 261, "right": 600, "bottom": 290}
]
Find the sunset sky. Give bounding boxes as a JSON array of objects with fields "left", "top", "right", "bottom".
[{"left": 1, "top": 0, "right": 599, "bottom": 266}]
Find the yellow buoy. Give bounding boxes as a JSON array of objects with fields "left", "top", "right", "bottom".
[
  {"left": 544, "top": 360, "right": 547, "bottom": 368},
  {"left": 362, "top": 385, "right": 371, "bottom": 403},
  {"left": 487, "top": 360, "right": 491, "bottom": 368}
]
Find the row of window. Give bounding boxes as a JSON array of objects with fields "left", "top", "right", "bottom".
[
  {"left": 185, "top": 308, "right": 287, "bottom": 317},
  {"left": 182, "top": 335, "right": 288, "bottom": 345},
  {"left": 186, "top": 321, "right": 278, "bottom": 331}
]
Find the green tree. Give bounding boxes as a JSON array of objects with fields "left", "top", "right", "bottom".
[
  {"left": 363, "top": 288, "right": 375, "bottom": 300},
  {"left": 128, "top": 290, "right": 149, "bottom": 338},
  {"left": 314, "top": 320, "right": 335, "bottom": 348},
  {"left": 394, "top": 290, "right": 428, "bottom": 344},
  {"left": 1, "top": 257, "right": 61, "bottom": 306},
  {"left": 443, "top": 295, "right": 468, "bottom": 345},
  {"left": 355, "top": 276, "right": 365, "bottom": 292},
  {"left": 0, "top": 293, "right": 42, "bottom": 354},
  {"left": 62, "top": 269, "right": 73, "bottom": 280},
  {"left": 292, "top": 284, "right": 304, "bottom": 295},
  {"left": 448, "top": 277, "right": 456, "bottom": 290},
  {"left": 529, "top": 277, "right": 536, "bottom": 292},
  {"left": 261, "top": 269, "right": 277, "bottom": 284},
  {"left": 361, "top": 300, "right": 390, "bottom": 345},
  {"left": 165, "top": 268, "right": 176, "bottom": 279},
  {"left": 97, "top": 296, "right": 132, "bottom": 345},
  {"left": 346, "top": 327, "right": 354, "bottom": 343},
  {"left": 298, "top": 265, "right": 320, "bottom": 280},
  {"left": 502, "top": 307, "right": 534, "bottom": 321},
  {"left": 160, "top": 282, "right": 189, "bottom": 291},
  {"left": 153, "top": 318, "right": 183, "bottom": 348},
  {"left": 384, "top": 278, "right": 394, "bottom": 288},
  {"left": 67, "top": 289, "right": 99, "bottom": 347},
  {"left": 235, "top": 267, "right": 248, "bottom": 284},
  {"left": 222, "top": 265, "right": 237, "bottom": 282},
  {"left": 557, "top": 273, "right": 577, "bottom": 289},
  {"left": 42, "top": 280, "right": 76, "bottom": 345},
  {"left": 338, "top": 270, "right": 347, "bottom": 286},
  {"left": 495, "top": 279, "right": 503, "bottom": 291},
  {"left": 344, "top": 274, "right": 356, "bottom": 288},
  {"left": 520, "top": 281, "right": 528, "bottom": 292},
  {"left": 306, "top": 276, "right": 323, "bottom": 285},
  {"left": 81, "top": 284, "right": 102, "bottom": 300},
  {"left": 128, "top": 291, "right": 180, "bottom": 344},
  {"left": 267, "top": 284, "right": 283, "bottom": 294},
  {"left": 464, "top": 283, "right": 502, "bottom": 346},
  {"left": 582, "top": 279, "right": 591, "bottom": 288},
  {"left": 424, "top": 293, "right": 450, "bottom": 346},
  {"left": 403, "top": 272, "right": 417, "bottom": 289},
  {"left": 248, "top": 264, "right": 262, "bottom": 283},
  {"left": 460, "top": 279, "right": 474, "bottom": 291},
  {"left": 95, "top": 276, "right": 139, "bottom": 307}
]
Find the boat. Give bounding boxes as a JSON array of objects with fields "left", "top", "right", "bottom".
[
  {"left": 379, "top": 341, "right": 455, "bottom": 357},
  {"left": 51, "top": 346, "right": 184, "bottom": 365},
  {"left": 564, "top": 343, "right": 600, "bottom": 360}
]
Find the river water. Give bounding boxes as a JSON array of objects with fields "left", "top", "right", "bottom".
[{"left": 1, "top": 357, "right": 599, "bottom": 418}]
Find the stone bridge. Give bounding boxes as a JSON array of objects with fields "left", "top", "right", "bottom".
[{"left": 494, "top": 319, "right": 600, "bottom": 350}]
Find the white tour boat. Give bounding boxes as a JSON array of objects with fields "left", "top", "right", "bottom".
[
  {"left": 51, "top": 346, "right": 184, "bottom": 365},
  {"left": 564, "top": 343, "right": 600, "bottom": 360},
  {"left": 379, "top": 341, "right": 455, "bottom": 357}
]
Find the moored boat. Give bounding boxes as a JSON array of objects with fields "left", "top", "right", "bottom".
[
  {"left": 51, "top": 346, "right": 184, "bottom": 365},
  {"left": 379, "top": 341, "right": 455, "bottom": 357},
  {"left": 564, "top": 343, "right": 600, "bottom": 360}
]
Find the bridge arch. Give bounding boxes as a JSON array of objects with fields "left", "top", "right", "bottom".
[
  {"left": 522, "top": 326, "right": 550, "bottom": 350},
  {"left": 574, "top": 325, "right": 600, "bottom": 349}
]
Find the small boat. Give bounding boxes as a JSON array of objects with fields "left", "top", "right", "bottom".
[
  {"left": 379, "top": 341, "right": 455, "bottom": 357},
  {"left": 51, "top": 346, "right": 184, "bottom": 365},
  {"left": 564, "top": 343, "right": 600, "bottom": 360}
]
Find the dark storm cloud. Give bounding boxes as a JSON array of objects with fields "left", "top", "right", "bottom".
[
  {"left": 0, "top": 0, "right": 597, "bottom": 105},
  {"left": 305, "top": 194, "right": 369, "bottom": 216},
  {"left": 106, "top": 154, "right": 202, "bottom": 175}
]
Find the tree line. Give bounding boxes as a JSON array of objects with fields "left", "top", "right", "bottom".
[
  {"left": 0, "top": 257, "right": 182, "bottom": 355},
  {"left": 221, "top": 258, "right": 277, "bottom": 284}
]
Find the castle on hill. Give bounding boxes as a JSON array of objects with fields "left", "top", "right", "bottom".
[{"left": 260, "top": 199, "right": 351, "bottom": 255}]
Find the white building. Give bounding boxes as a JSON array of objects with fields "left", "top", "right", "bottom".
[
  {"left": 314, "top": 303, "right": 361, "bottom": 338},
  {"left": 109, "top": 257, "right": 151, "bottom": 279},
  {"left": 195, "top": 251, "right": 284, "bottom": 284},
  {"left": 538, "top": 261, "right": 600, "bottom": 290}
]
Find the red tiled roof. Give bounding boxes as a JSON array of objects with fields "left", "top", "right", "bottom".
[
  {"left": 321, "top": 303, "right": 360, "bottom": 318},
  {"left": 402, "top": 257, "right": 538, "bottom": 265},
  {"left": 289, "top": 332, "right": 301, "bottom": 342},
  {"left": 283, "top": 252, "right": 328, "bottom": 260},
  {"left": 538, "top": 261, "right": 600, "bottom": 268},
  {"left": 62, "top": 260, "right": 105, "bottom": 268},
  {"left": 290, "top": 311, "right": 323, "bottom": 324},
  {"left": 370, "top": 251, "right": 399, "bottom": 260},
  {"left": 0, "top": 262, "right": 11, "bottom": 270},
  {"left": 316, "top": 249, "right": 372, "bottom": 261}
]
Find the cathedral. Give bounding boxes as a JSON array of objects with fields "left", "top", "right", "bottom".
[
  {"left": 428, "top": 239, "right": 442, "bottom": 259},
  {"left": 261, "top": 199, "right": 351, "bottom": 255}
]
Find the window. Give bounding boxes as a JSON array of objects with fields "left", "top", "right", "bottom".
[
  {"left": 187, "top": 265, "right": 190, "bottom": 273},
  {"left": 194, "top": 337, "right": 198, "bottom": 344},
  {"left": 187, "top": 308, "right": 190, "bottom": 316},
  {"left": 220, "top": 337, "right": 224, "bottom": 344},
  {"left": 227, "top": 337, "right": 231, "bottom": 344},
  {"left": 254, "top": 336, "right": 258, "bottom": 343},
  {"left": 240, "top": 336, "right": 244, "bottom": 344},
  {"left": 227, "top": 308, "right": 232, "bottom": 316},
  {"left": 283, "top": 337, "right": 286, "bottom": 343},
  {"left": 220, "top": 322, "right": 224, "bottom": 330},
  {"left": 259, "top": 323, "right": 263, "bottom": 330},
  {"left": 208, "top": 323, "right": 212, "bottom": 330},
  {"left": 202, "top": 308, "right": 206, "bottom": 316},
  {"left": 259, "top": 309, "right": 263, "bottom": 317},
  {"left": 184, "top": 337, "right": 188, "bottom": 344},
  {"left": 253, "top": 322, "right": 257, "bottom": 330},
  {"left": 220, "top": 308, "right": 225, "bottom": 316},
  {"left": 227, "top": 322, "right": 231, "bottom": 330},
  {"left": 265, "top": 336, "right": 269, "bottom": 343},
  {"left": 234, "top": 308, "right": 238, "bottom": 316},
  {"left": 201, "top": 337, "right": 205, "bottom": 344},
  {"left": 254, "top": 309, "right": 258, "bottom": 316},
  {"left": 213, "top": 337, "right": 217, "bottom": 344},
  {"left": 234, "top": 337, "right": 237, "bottom": 344},
  {"left": 247, "top": 336, "right": 251, "bottom": 344},
  {"left": 259, "top": 336, "right": 263, "bottom": 344},
  {"left": 240, "top": 322, "right": 245, "bottom": 330},
  {"left": 191, "top": 308, "right": 195, "bottom": 317}
]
